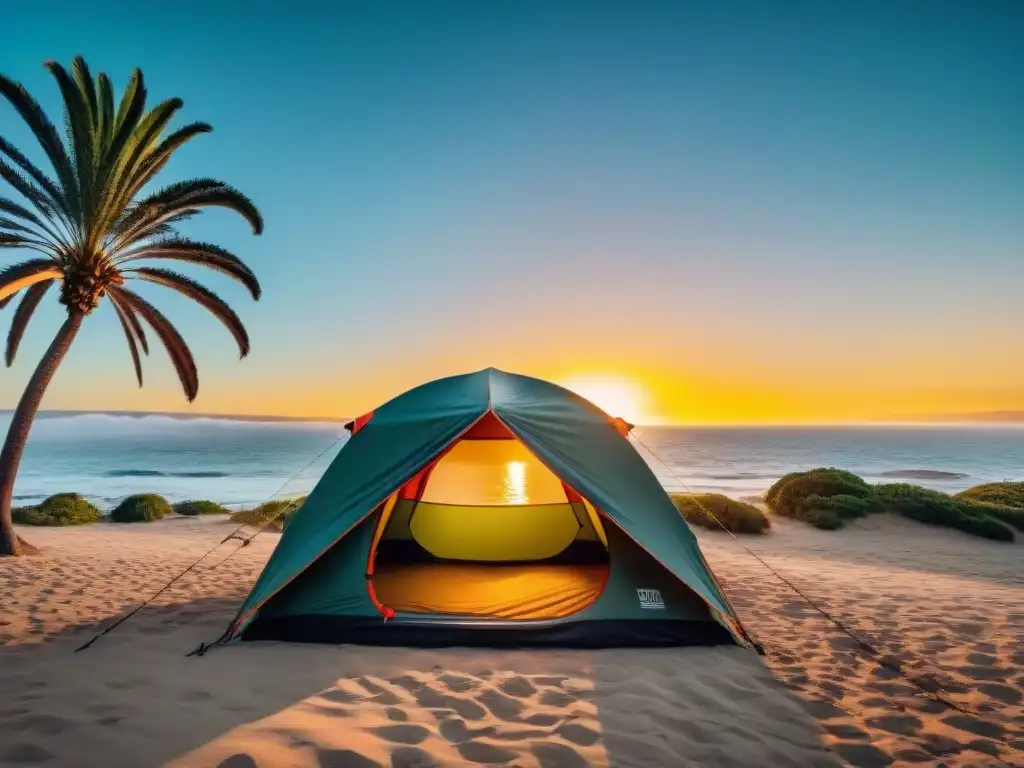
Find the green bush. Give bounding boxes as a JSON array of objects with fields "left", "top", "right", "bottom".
[
  {"left": 802, "top": 506, "right": 844, "bottom": 530},
  {"left": 110, "top": 493, "right": 174, "bottom": 523},
  {"left": 874, "top": 483, "right": 1014, "bottom": 542},
  {"left": 770, "top": 468, "right": 874, "bottom": 521},
  {"left": 670, "top": 493, "right": 770, "bottom": 534},
  {"left": 230, "top": 496, "right": 306, "bottom": 530},
  {"left": 173, "top": 500, "right": 229, "bottom": 516},
  {"left": 955, "top": 481, "right": 1024, "bottom": 509},
  {"left": 764, "top": 472, "right": 804, "bottom": 507},
  {"left": 798, "top": 493, "right": 881, "bottom": 524},
  {"left": 963, "top": 501, "right": 1024, "bottom": 533},
  {"left": 12, "top": 493, "right": 101, "bottom": 526}
]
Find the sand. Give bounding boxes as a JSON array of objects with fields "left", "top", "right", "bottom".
[{"left": 0, "top": 514, "right": 1021, "bottom": 767}]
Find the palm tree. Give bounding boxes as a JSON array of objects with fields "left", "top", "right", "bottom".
[{"left": 0, "top": 57, "right": 262, "bottom": 555}]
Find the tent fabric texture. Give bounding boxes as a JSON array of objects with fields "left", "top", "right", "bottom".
[{"left": 232, "top": 368, "right": 748, "bottom": 648}]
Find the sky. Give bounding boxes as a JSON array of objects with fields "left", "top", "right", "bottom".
[{"left": 1, "top": 2, "right": 1022, "bottom": 424}]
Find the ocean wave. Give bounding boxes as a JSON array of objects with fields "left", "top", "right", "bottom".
[
  {"left": 105, "top": 469, "right": 231, "bottom": 478},
  {"left": 876, "top": 469, "right": 970, "bottom": 480}
]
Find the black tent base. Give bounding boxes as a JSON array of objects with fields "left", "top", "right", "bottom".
[{"left": 241, "top": 615, "right": 737, "bottom": 649}]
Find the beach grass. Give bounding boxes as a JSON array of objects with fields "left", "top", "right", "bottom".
[
  {"left": 671, "top": 493, "right": 770, "bottom": 533},
  {"left": 11, "top": 493, "right": 102, "bottom": 526}
]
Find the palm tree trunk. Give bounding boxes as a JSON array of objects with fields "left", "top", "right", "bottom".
[{"left": 0, "top": 311, "right": 84, "bottom": 556}]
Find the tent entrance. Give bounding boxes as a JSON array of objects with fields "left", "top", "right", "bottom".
[{"left": 367, "top": 425, "right": 610, "bottom": 620}]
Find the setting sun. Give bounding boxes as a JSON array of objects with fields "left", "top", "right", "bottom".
[{"left": 558, "top": 375, "right": 649, "bottom": 424}]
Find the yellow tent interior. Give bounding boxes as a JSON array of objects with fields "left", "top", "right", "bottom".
[{"left": 367, "top": 414, "right": 612, "bottom": 620}]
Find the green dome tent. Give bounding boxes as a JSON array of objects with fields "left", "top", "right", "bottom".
[{"left": 229, "top": 368, "right": 749, "bottom": 648}]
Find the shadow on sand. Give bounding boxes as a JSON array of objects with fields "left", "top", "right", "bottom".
[{"left": 0, "top": 591, "right": 839, "bottom": 767}]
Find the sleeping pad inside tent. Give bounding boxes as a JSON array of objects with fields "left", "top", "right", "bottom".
[{"left": 229, "top": 368, "right": 749, "bottom": 648}]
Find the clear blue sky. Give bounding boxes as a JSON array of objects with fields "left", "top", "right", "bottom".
[{"left": 2, "top": 2, "right": 1022, "bottom": 422}]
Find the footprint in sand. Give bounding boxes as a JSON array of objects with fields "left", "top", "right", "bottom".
[
  {"left": 531, "top": 742, "right": 590, "bottom": 768},
  {"left": 941, "top": 713, "right": 1006, "bottom": 740},
  {"left": 0, "top": 744, "right": 56, "bottom": 765},
  {"left": 216, "top": 755, "right": 258, "bottom": 768},
  {"left": 316, "top": 748, "right": 382, "bottom": 768},
  {"left": 454, "top": 740, "right": 518, "bottom": 764},
  {"left": 369, "top": 724, "right": 431, "bottom": 745},
  {"left": 389, "top": 747, "right": 441, "bottom": 767}
]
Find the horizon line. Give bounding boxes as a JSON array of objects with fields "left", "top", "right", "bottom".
[{"left": 7, "top": 408, "right": 1024, "bottom": 428}]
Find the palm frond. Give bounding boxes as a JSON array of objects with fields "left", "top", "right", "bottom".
[
  {"left": 128, "top": 267, "right": 250, "bottom": 357},
  {"left": 112, "top": 69, "right": 146, "bottom": 143},
  {"left": 112, "top": 291, "right": 149, "bottom": 354},
  {"left": 45, "top": 60, "right": 94, "bottom": 226},
  {"left": 103, "top": 70, "right": 147, "bottom": 188},
  {"left": 127, "top": 178, "right": 263, "bottom": 237},
  {"left": 0, "top": 72, "right": 79, "bottom": 221},
  {"left": 114, "top": 238, "right": 260, "bottom": 299},
  {"left": 119, "top": 122, "right": 211, "bottom": 204},
  {"left": 0, "top": 233, "right": 57, "bottom": 256},
  {"left": 0, "top": 196, "right": 58, "bottom": 243},
  {"left": 0, "top": 158, "right": 59, "bottom": 222},
  {"left": 108, "top": 294, "right": 143, "bottom": 386},
  {"left": 0, "top": 216, "right": 44, "bottom": 238},
  {"left": 71, "top": 57, "right": 99, "bottom": 136},
  {"left": 94, "top": 98, "right": 184, "bottom": 235},
  {"left": 0, "top": 259, "right": 60, "bottom": 304},
  {"left": 0, "top": 137, "right": 65, "bottom": 213},
  {"left": 6, "top": 280, "right": 53, "bottom": 366},
  {"left": 109, "top": 286, "right": 198, "bottom": 400},
  {"left": 0, "top": 197, "right": 64, "bottom": 249},
  {"left": 97, "top": 73, "right": 115, "bottom": 148}
]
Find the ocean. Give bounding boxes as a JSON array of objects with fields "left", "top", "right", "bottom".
[{"left": 8, "top": 413, "right": 1024, "bottom": 509}]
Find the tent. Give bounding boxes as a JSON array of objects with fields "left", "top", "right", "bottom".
[{"left": 230, "top": 368, "right": 748, "bottom": 648}]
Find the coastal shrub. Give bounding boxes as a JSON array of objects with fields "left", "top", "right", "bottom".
[
  {"left": 801, "top": 505, "right": 843, "bottom": 531},
  {"left": 764, "top": 467, "right": 866, "bottom": 508},
  {"left": 770, "top": 468, "right": 874, "bottom": 521},
  {"left": 670, "top": 493, "right": 770, "bottom": 534},
  {"left": 764, "top": 472, "right": 804, "bottom": 507},
  {"left": 874, "top": 483, "right": 1014, "bottom": 542},
  {"left": 110, "top": 493, "right": 174, "bottom": 523},
  {"left": 963, "top": 501, "right": 1024, "bottom": 533},
  {"left": 955, "top": 482, "right": 1024, "bottom": 511},
  {"left": 11, "top": 493, "right": 101, "bottom": 526},
  {"left": 230, "top": 496, "right": 307, "bottom": 531},
  {"left": 173, "top": 500, "right": 229, "bottom": 516},
  {"left": 798, "top": 493, "right": 881, "bottom": 525}
]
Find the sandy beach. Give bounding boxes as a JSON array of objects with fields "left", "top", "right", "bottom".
[{"left": 0, "top": 515, "right": 1021, "bottom": 768}]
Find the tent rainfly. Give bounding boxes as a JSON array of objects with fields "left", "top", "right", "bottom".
[{"left": 228, "top": 368, "right": 749, "bottom": 648}]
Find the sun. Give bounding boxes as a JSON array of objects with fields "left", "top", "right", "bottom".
[{"left": 559, "top": 374, "right": 648, "bottom": 424}]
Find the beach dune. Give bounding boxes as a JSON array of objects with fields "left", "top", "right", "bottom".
[{"left": 0, "top": 514, "right": 1021, "bottom": 767}]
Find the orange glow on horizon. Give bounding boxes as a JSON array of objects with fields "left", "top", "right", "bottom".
[{"left": 558, "top": 374, "right": 651, "bottom": 424}]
